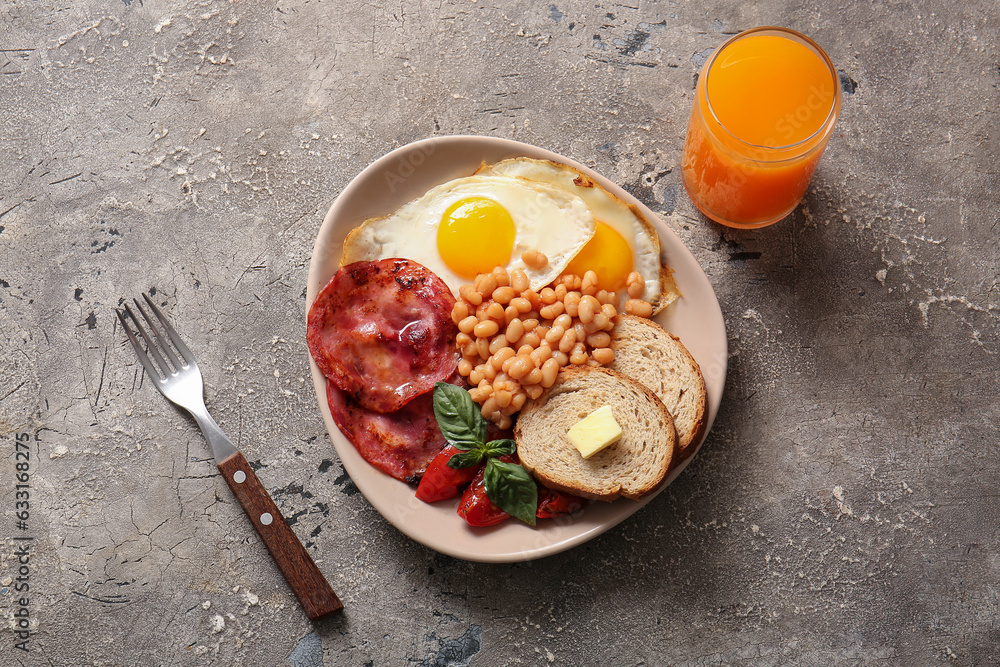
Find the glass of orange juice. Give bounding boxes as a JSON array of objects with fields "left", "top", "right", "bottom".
[{"left": 681, "top": 27, "right": 841, "bottom": 229}]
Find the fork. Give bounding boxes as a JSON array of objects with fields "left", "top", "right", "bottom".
[{"left": 117, "top": 293, "right": 343, "bottom": 619}]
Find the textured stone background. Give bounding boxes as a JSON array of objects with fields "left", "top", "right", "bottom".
[{"left": 1, "top": 0, "right": 998, "bottom": 665}]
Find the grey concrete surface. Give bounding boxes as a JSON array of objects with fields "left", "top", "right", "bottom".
[{"left": 1, "top": 0, "right": 998, "bottom": 665}]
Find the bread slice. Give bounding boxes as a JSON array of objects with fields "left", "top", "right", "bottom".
[
  {"left": 609, "top": 315, "right": 707, "bottom": 462},
  {"left": 514, "top": 367, "right": 677, "bottom": 501}
]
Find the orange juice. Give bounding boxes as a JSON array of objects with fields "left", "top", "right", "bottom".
[{"left": 681, "top": 27, "right": 840, "bottom": 228}]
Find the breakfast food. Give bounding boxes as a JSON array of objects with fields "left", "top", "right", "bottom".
[
  {"left": 307, "top": 258, "right": 458, "bottom": 413},
  {"left": 307, "top": 258, "right": 459, "bottom": 480},
  {"left": 476, "top": 158, "right": 680, "bottom": 314},
  {"left": 340, "top": 175, "right": 596, "bottom": 294},
  {"left": 309, "top": 156, "right": 709, "bottom": 531},
  {"left": 326, "top": 379, "right": 454, "bottom": 482},
  {"left": 450, "top": 265, "right": 627, "bottom": 429},
  {"left": 515, "top": 367, "right": 678, "bottom": 501},
  {"left": 609, "top": 315, "right": 707, "bottom": 461}
]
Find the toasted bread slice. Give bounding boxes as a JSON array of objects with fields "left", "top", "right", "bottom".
[
  {"left": 514, "top": 367, "right": 677, "bottom": 501},
  {"left": 609, "top": 315, "right": 707, "bottom": 462}
]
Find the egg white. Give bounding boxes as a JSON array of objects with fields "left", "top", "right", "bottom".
[
  {"left": 476, "top": 158, "right": 680, "bottom": 313},
  {"left": 341, "top": 175, "right": 596, "bottom": 294}
]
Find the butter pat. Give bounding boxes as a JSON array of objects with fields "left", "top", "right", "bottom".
[{"left": 567, "top": 405, "right": 622, "bottom": 458}]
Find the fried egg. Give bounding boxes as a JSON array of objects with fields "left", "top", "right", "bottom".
[
  {"left": 341, "top": 175, "right": 596, "bottom": 294},
  {"left": 476, "top": 158, "right": 680, "bottom": 313}
]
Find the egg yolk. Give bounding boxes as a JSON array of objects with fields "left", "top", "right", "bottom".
[
  {"left": 438, "top": 197, "right": 516, "bottom": 279},
  {"left": 566, "top": 221, "right": 634, "bottom": 291}
]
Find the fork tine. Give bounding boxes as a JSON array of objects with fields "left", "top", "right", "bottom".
[
  {"left": 142, "top": 293, "right": 196, "bottom": 366},
  {"left": 133, "top": 296, "right": 183, "bottom": 372},
  {"left": 123, "top": 301, "right": 174, "bottom": 379},
  {"left": 117, "top": 306, "right": 166, "bottom": 382}
]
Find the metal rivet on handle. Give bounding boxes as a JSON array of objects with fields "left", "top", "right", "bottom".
[
  {"left": 260, "top": 512, "right": 273, "bottom": 526},
  {"left": 233, "top": 471, "right": 246, "bottom": 483}
]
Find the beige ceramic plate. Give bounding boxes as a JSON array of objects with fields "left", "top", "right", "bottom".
[{"left": 306, "top": 136, "right": 727, "bottom": 562}]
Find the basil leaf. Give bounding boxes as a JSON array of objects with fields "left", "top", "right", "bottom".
[
  {"left": 447, "top": 449, "right": 484, "bottom": 469},
  {"left": 433, "top": 382, "right": 486, "bottom": 449},
  {"left": 484, "top": 458, "right": 537, "bottom": 526},
  {"left": 482, "top": 439, "right": 516, "bottom": 458}
]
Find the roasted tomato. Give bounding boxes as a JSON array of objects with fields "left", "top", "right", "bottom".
[
  {"left": 536, "top": 487, "right": 586, "bottom": 519},
  {"left": 457, "top": 465, "right": 510, "bottom": 527},
  {"left": 415, "top": 445, "right": 482, "bottom": 503}
]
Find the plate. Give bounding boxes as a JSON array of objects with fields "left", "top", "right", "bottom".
[{"left": 306, "top": 136, "right": 727, "bottom": 562}]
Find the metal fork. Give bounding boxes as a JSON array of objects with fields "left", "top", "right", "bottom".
[{"left": 117, "top": 293, "right": 343, "bottom": 619}]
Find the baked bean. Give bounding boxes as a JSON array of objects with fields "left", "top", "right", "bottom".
[
  {"left": 459, "top": 284, "right": 482, "bottom": 306},
  {"left": 497, "top": 415, "right": 513, "bottom": 429},
  {"left": 522, "top": 249, "right": 548, "bottom": 270},
  {"left": 541, "top": 358, "right": 560, "bottom": 387},
  {"left": 483, "top": 361, "right": 498, "bottom": 381},
  {"left": 626, "top": 272, "right": 645, "bottom": 298},
  {"left": 468, "top": 386, "right": 486, "bottom": 402},
  {"left": 476, "top": 273, "right": 498, "bottom": 298},
  {"left": 602, "top": 303, "right": 618, "bottom": 320},
  {"left": 458, "top": 315, "right": 478, "bottom": 334},
  {"left": 485, "top": 301, "right": 505, "bottom": 321},
  {"left": 508, "top": 356, "right": 533, "bottom": 380},
  {"left": 493, "top": 285, "right": 516, "bottom": 305},
  {"left": 522, "top": 289, "right": 542, "bottom": 310},
  {"left": 625, "top": 298, "right": 654, "bottom": 317},
  {"left": 554, "top": 283, "right": 568, "bottom": 300},
  {"left": 492, "top": 266, "right": 510, "bottom": 287},
  {"left": 539, "top": 301, "right": 564, "bottom": 320},
  {"left": 520, "top": 331, "right": 541, "bottom": 348},
  {"left": 469, "top": 367, "right": 484, "bottom": 385},
  {"left": 530, "top": 344, "right": 552, "bottom": 366},
  {"left": 570, "top": 349, "right": 589, "bottom": 365},
  {"left": 474, "top": 320, "right": 500, "bottom": 338},
  {"left": 577, "top": 295, "right": 597, "bottom": 323},
  {"left": 592, "top": 312, "right": 609, "bottom": 331},
  {"left": 573, "top": 322, "right": 587, "bottom": 341},
  {"left": 486, "top": 334, "right": 504, "bottom": 355},
  {"left": 592, "top": 347, "right": 615, "bottom": 365},
  {"left": 476, "top": 337, "right": 491, "bottom": 360},
  {"left": 558, "top": 328, "right": 577, "bottom": 354},
  {"left": 545, "top": 325, "right": 565, "bottom": 345},
  {"left": 458, "top": 358, "right": 474, "bottom": 376},
  {"left": 554, "top": 351, "right": 569, "bottom": 367},
  {"left": 596, "top": 289, "right": 616, "bottom": 305},
  {"left": 563, "top": 291, "right": 581, "bottom": 317},
  {"left": 582, "top": 270, "right": 599, "bottom": 295},
  {"left": 475, "top": 301, "right": 490, "bottom": 320},
  {"left": 522, "top": 318, "right": 539, "bottom": 332},
  {"left": 481, "top": 396, "right": 499, "bottom": 418},
  {"left": 505, "top": 318, "right": 524, "bottom": 343},
  {"left": 495, "top": 389, "right": 512, "bottom": 409},
  {"left": 511, "top": 392, "right": 527, "bottom": 411},
  {"left": 510, "top": 268, "right": 529, "bottom": 293},
  {"left": 587, "top": 331, "right": 611, "bottom": 348},
  {"left": 477, "top": 377, "right": 493, "bottom": 393},
  {"left": 456, "top": 331, "right": 473, "bottom": 347},
  {"left": 522, "top": 368, "right": 543, "bottom": 386},
  {"left": 503, "top": 305, "right": 519, "bottom": 323},
  {"left": 510, "top": 296, "right": 532, "bottom": 314},
  {"left": 554, "top": 313, "right": 572, "bottom": 330},
  {"left": 452, "top": 301, "right": 470, "bottom": 324},
  {"left": 462, "top": 341, "right": 479, "bottom": 358},
  {"left": 587, "top": 359, "right": 601, "bottom": 367},
  {"left": 491, "top": 346, "right": 515, "bottom": 370},
  {"left": 540, "top": 287, "right": 557, "bottom": 305}
]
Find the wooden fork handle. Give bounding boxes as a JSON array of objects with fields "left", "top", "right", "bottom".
[{"left": 218, "top": 451, "right": 344, "bottom": 619}]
